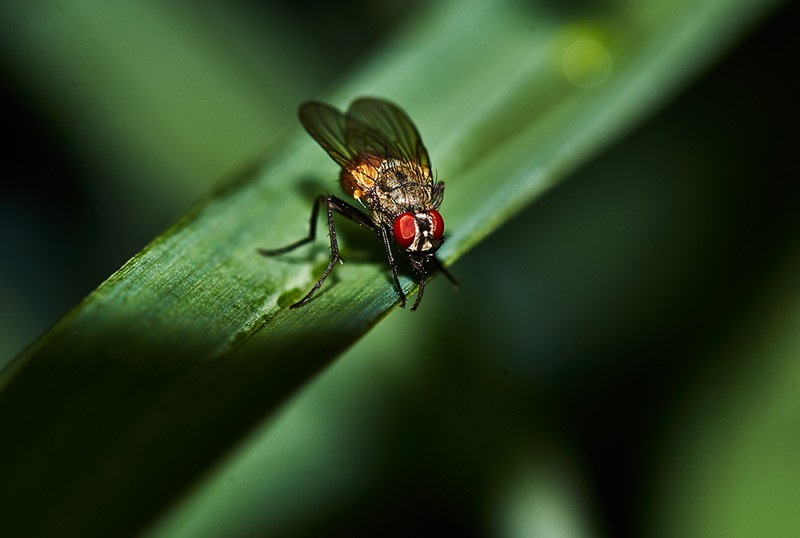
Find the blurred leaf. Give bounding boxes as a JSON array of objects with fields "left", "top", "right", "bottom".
[
  {"left": 651, "top": 250, "right": 800, "bottom": 537},
  {"left": 0, "top": 0, "right": 783, "bottom": 536}
]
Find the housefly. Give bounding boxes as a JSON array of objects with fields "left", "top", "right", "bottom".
[{"left": 259, "top": 97, "right": 458, "bottom": 310}]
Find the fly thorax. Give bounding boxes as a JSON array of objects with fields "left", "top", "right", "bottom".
[{"left": 372, "top": 160, "right": 433, "bottom": 217}]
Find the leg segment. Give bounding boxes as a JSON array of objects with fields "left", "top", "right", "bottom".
[
  {"left": 378, "top": 227, "right": 407, "bottom": 308},
  {"left": 259, "top": 195, "right": 376, "bottom": 309},
  {"left": 411, "top": 262, "right": 426, "bottom": 311},
  {"left": 257, "top": 195, "right": 323, "bottom": 256},
  {"left": 432, "top": 256, "right": 459, "bottom": 289},
  {"left": 410, "top": 256, "right": 457, "bottom": 311}
]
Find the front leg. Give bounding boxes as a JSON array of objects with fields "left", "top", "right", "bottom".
[{"left": 378, "top": 226, "right": 407, "bottom": 308}]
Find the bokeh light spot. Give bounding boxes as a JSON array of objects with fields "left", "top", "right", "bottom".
[{"left": 562, "top": 38, "right": 612, "bottom": 88}]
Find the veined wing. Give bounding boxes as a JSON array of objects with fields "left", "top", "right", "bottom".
[
  {"left": 344, "top": 98, "right": 432, "bottom": 171},
  {"left": 298, "top": 101, "right": 357, "bottom": 170}
]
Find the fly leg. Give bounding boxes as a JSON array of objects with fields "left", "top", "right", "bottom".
[
  {"left": 432, "top": 256, "right": 459, "bottom": 289},
  {"left": 411, "top": 262, "right": 426, "bottom": 311},
  {"left": 409, "top": 256, "right": 457, "bottom": 311},
  {"left": 259, "top": 194, "right": 375, "bottom": 309},
  {"left": 378, "top": 227, "right": 407, "bottom": 308},
  {"left": 258, "top": 195, "right": 325, "bottom": 256}
]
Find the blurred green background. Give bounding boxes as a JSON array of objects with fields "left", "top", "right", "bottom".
[{"left": 2, "top": 0, "right": 798, "bottom": 536}]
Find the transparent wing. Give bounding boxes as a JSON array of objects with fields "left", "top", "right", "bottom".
[
  {"left": 344, "top": 98, "right": 431, "bottom": 170},
  {"left": 298, "top": 101, "right": 358, "bottom": 169}
]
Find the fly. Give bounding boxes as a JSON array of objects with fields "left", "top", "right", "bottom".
[{"left": 259, "top": 97, "right": 458, "bottom": 310}]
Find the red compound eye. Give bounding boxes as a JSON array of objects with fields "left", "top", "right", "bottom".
[
  {"left": 429, "top": 210, "right": 445, "bottom": 240},
  {"left": 393, "top": 212, "right": 417, "bottom": 249}
]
